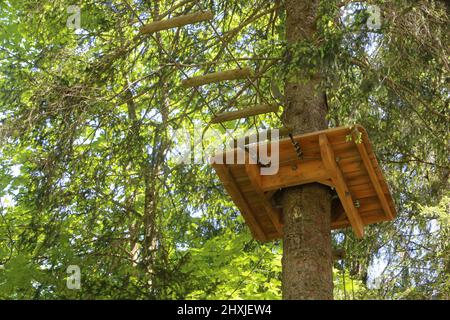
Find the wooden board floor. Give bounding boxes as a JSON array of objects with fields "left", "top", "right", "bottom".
[{"left": 211, "top": 125, "right": 396, "bottom": 241}]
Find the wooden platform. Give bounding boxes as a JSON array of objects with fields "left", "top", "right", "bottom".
[{"left": 211, "top": 125, "right": 396, "bottom": 241}]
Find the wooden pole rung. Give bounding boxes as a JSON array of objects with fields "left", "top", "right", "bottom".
[
  {"left": 351, "top": 129, "right": 394, "bottom": 220},
  {"left": 319, "top": 134, "right": 364, "bottom": 238},
  {"left": 211, "top": 104, "right": 280, "bottom": 124},
  {"left": 139, "top": 11, "right": 214, "bottom": 34},
  {"left": 182, "top": 68, "right": 253, "bottom": 87}
]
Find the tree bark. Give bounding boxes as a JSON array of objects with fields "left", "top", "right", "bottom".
[{"left": 281, "top": 0, "right": 333, "bottom": 300}]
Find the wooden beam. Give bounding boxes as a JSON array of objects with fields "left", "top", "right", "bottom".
[
  {"left": 318, "top": 179, "right": 334, "bottom": 188},
  {"left": 259, "top": 160, "right": 329, "bottom": 192},
  {"left": 182, "top": 68, "right": 252, "bottom": 87},
  {"left": 352, "top": 129, "right": 394, "bottom": 220},
  {"left": 139, "top": 11, "right": 213, "bottom": 34},
  {"left": 211, "top": 163, "right": 267, "bottom": 241},
  {"left": 265, "top": 190, "right": 278, "bottom": 202},
  {"left": 332, "top": 209, "right": 391, "bottom": 229},
  {"left": 211, "top": 104, "right": 280, "bottom": 124},
  {"left": 331, "top": 219, "right": 350, "bottom": 229},
  {"left": 245, "top": 163, "right": 284, "bottom": 234},
  {"left": 319, "top": 134, "right": 364, "bottom": 238}
]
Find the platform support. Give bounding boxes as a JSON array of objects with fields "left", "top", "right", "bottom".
[
  {"left": 352, "top": 129, "right": 394, "bottom": 220},
  {"left": 245, "top": 163, "right": 284, "bottom": 234},
  {"left": 319, "top": 134, "right": 364, "bottom": 238}
]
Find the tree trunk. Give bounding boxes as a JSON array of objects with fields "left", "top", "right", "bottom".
[{"left": 281, "top": 0, "right": 333, "bottom": 300}]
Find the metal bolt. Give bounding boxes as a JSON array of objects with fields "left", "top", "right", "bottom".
[{"left": 354, "top": 200, "right": 360, "bottom": 208}]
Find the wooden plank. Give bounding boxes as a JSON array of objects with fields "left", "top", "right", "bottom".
[
  {"left": 212, "top": 164, "right": 267, "bottom": 241},
  {"left": 351, "top": 187, "right": 378, "bottom": 199},
  {"left": 278, "top": 140, "right": 355, "bottom": 164},
  {"left": 182, "top": 68, "right": 252, "bottom": 87},
  {"left": 352, "top": 129, "right": 394, "bottom": 220},
  {"left": 238, "top": 183, "right": 256, "bottom": 194},
  {"left": 231, "top": 127, "right": 291, "bottom": 147},
  {"left": 265, "top": 190, "right": 278, "bottom": 201},
  {"left": 349, "top": 183, "right": 376, "bottom": 193},
  {"left": 286, "top": 126, "right": 350, "bottom": 145},
  {"left": 331, "top": 209, "right": 389, "bottom": 230},
  {"left": 211, "top": 104, "right": 280, "bottom": 124},
  {"left": 245, "top": 163, "right": 283, "bottom": 234},
  {"left": 332, "top": 210, "right": 387, "bottom": 228},
  {"left": 332, "top": 209, "right": 389, "bottom": 228},
  {"left": 331, "top": 220, "right": 350, "bottom": 229},
  {"left": 347, "top": 174, "right": 371, "bottom": 187},
  {"left": 361, "top": 210, "right": 391, "bottom": 225},
  {"left": 319, "top": 134, "right": 364, "bottom": 238},
  {"left": 228, "top": 165, "right": 247, "bottom": 178},
  {"left": 331, "top": 221, "right": 350, "bottom": 229},
  {"left": 345, "top": 169, "right": 369, "bottom": 181},
  {"left": 334, "top": 149, "right": 362, "bottom": 161},
  {"left": 279, "top": 127, "right": 351, "bottom": 150},
  {"left": 222, "top": 126, "right": 352, "bottom": 164},
  {"left": 350, "top": 181, "right": 391, "bottom": 198},
  {"left": 355, "top": 125, "right": 396, "bottom": 218},
  {"left": 265, "top": 232, "right": 282, "bottom": 241},
  {"left": 319, "top": 179, "right": 334, "bottom": 188},
  {"left": 339, "top": 160, "right": 364, "bottom": 174},
  {"left": 332, "top": 214, "right": 389, "bottom": 228},
  {"left": 357, "top": 196, "right": 383, "bottom": 213},
  {"left": 211, "top": 125, "right": 395, "bottom": 240},
  {"left": 259, "top": 160, "right": 330, "bottom": 192},
  {"left": 139, "top": 11, "right": 213, "bottom": 34}
]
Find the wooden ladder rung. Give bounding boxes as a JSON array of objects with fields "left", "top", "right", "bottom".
[
  {"left": 139, "top": 11, "right": 213, "bottom": 34},
  {"left": 211, "top": 104, "right": 280, "bottom": 124},
  {"left": 182, "top": 68, "right": 252, "bottom": 87}
]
